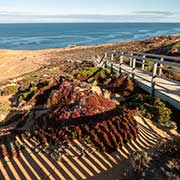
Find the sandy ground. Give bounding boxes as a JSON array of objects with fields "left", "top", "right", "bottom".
[
  {"left": 0, "top": 35, "right": 180, "bottom": 179},
  {"left": 0, "top": 114, "right": 179, "bottom": 180},
  {"left": 0, "top": 34, "right": 180, "bottom": 82},
  {"left": 0, "top": 50, "right": 51, "bottom": 81}
]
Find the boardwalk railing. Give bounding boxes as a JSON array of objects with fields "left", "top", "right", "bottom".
[{"left": 94, "top": 51, "right": 180, "bottom": 110}]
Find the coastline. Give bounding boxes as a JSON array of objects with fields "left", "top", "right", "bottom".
[
  {"left": 0, "top": 33, "right": 180, "bottom": 52},
  {"left": 0, "top": 34, "right": 180, "bottom": 82}
]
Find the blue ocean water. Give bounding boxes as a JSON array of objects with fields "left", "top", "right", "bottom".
[{"left": 0, "top": 23, "right": 180, "bottom": 50}]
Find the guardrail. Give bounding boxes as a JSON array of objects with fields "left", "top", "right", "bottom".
[{"left": 94, "top": 51, "right": 180, "bottom": 109}]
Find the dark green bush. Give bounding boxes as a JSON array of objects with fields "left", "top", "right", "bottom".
[
  {"left": 17, "top": 81, "right": 48, "bottom": 103},
  {"left": 18, "top": 86, "right": 38, "bottom": 103},
  {"left": 76, "top": 67, "right": 111, "bottom": 80},
  {"left": 126, "top": 93, "right": 175, "bottom": 128}
]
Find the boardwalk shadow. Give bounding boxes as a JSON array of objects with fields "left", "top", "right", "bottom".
[
  {"left": 0, "top": 79, "right": 178, "bottom": 179},
  {"left": 0, "top": 104, "right": 174, "bottom": 179}
]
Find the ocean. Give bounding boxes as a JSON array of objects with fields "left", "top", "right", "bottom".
[{"left": 0, "top": 23, "right": 180, "bottom": 50}]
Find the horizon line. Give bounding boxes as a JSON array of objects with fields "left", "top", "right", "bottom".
[{"left": 0, "top": 22, "right": 180, "bottom": 24}]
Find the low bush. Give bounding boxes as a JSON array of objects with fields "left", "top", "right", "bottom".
[
  {"left": 76, "top": 67, "right": 135, "bottom": 97},
  {"left": 76, "top": 67, "right": 111, "bottom": 80},
  {"left": 130, "top": 150, "right": 152, "bottom": 177},
  {"left": 173, "top": 41, "right": 180, "bottom": 49},
  {"left": 106, "top": 75, "right": 135, "bottom": 96},
  {"left": 0, "top": 85, "right": 19, "bottom": 96},
  {"left": 126, "top": 93, "right": 176, "bottom": 129},
  {"left": 17, "top": 81, "right": 49, "bottom": 104},
  {"left": 23, "top": 108, "right": 139, "bottom": 153},
  {"left": 162, "top": 66, "right": 180, "bottom": 82},
  {"left": 144, "top": 61, "right": 154, "bottom": 71},
  {"left": 18, "top": 86, "right": 38, "bottom": 103}
]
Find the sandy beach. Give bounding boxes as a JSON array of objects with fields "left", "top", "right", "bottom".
[{"left": 0, "top": 34, "right": 180, "bottom": 82}]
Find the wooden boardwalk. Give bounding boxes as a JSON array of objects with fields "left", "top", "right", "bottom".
[
  {"left": 95, "top": 51, "right": 180, "bottom": 110},
  {"left": 0, "top": 52, "right": 179, "bottom": 179}
]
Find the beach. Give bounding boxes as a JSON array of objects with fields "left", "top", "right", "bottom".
[
  {"left": 0, "top": 34, "right": 180, "bottom": 82},
  {"left": 1, "top": 1, "right": 180, "bottom": 179},
  {"left": 0, "top": 34, "right": 179, "bottom": 180}
]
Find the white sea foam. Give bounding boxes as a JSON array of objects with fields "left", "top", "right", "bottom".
[{"left": 0, "top": 23, "right": 180, "bottom": 49}]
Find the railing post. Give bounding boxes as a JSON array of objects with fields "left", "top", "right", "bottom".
[
  {"left": 119, "top": 52, "right": 124, "bottom": 73},
  {"left": 132, "top": 58, "right": 136, "bottom": 79},
  {"left": 104, "top": 52, "right": 108, "bottom": 68},
  {"left": 142, "top": 55, "right": 146, "bottom": 70},
  {"left": 129, "top": 53, "right": 133, "bottom": 67},
  {"left": 111, "top": 53, "right": 114, "bottom": 73},
  {"left": 151, "top": 63, "right": 157, "bottom": 96},
  {"left": 158, "top": 58, "right": 164, "bottom": 76}
]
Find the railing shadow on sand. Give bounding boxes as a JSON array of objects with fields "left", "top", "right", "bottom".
[{"left": 0, "top": 99, "right": 177, "bottom": 180}]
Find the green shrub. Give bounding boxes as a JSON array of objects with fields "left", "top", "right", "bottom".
[
  {"left": 17, "top": 80, "right": 49, "bottom": 104},
  {"left": 162, "top": 66, "right": 180, "bottom": 81},
  {"left": 0, "top": 85, "right": 19, "bottom": 96},
  {"left": 144, "top": 61, "right": 154, "bottom": 71},
  {"left": 126, "top": 93, "right": 174, "bottom": 128},
  {"left": 72, "top": 131, "right": 78, "bottom": 139},
  {"left": 84, "top": 135, "right": 91, "bottom": 143},
  {"left": 99, "top": 68, "right": 110, "bottom": 78},
  {"left": 18, "top": 86, "right": 38, "bottom": 103},
  {"left": 173, "top": 42, "right": 180, "bottom": 49},
  {"left": 131, "top": 150, "right": 151, "bottom": 176},
  {"left": 76, "top": 67, "right": 111, "bottom": 79}
]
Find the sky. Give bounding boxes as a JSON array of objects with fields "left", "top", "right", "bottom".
[{"left": 0, "top": 0, "right": 180, "bottom": 23}]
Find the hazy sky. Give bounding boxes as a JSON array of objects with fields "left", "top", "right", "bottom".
[{"left": 0, "top": 0, "right": 180, "bottom": 22}]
